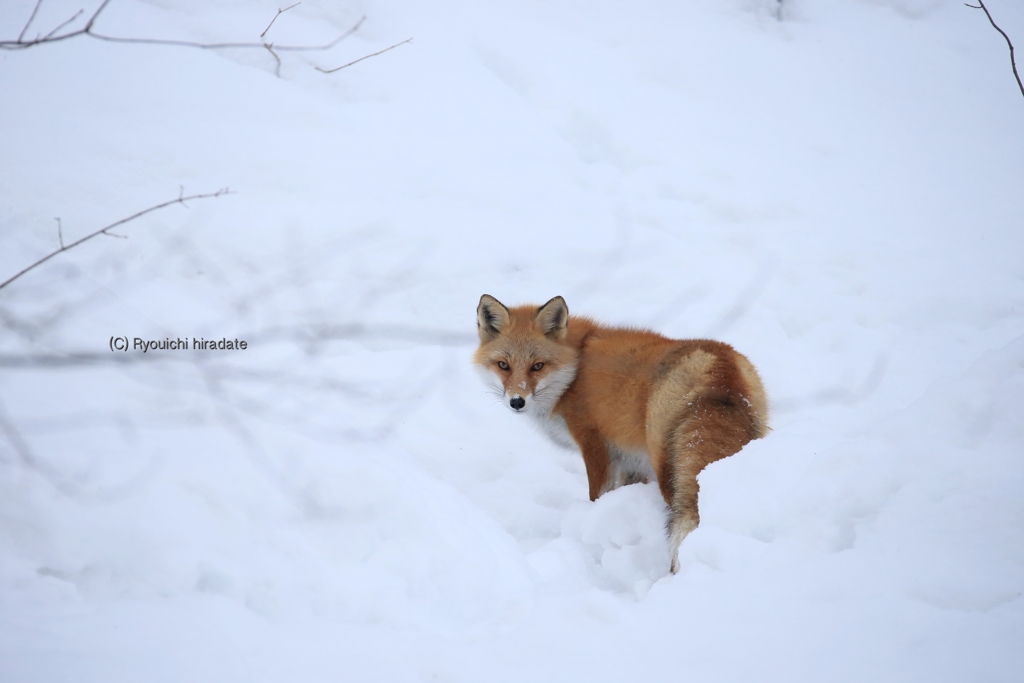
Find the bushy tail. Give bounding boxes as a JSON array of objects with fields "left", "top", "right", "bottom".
[{"left": 660, "top": 389, "right": 760, "bottom": 573}]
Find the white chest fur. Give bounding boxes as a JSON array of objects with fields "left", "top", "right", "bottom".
[
  {"left": 526, "top": 362, "right": 579, "bottom": 450},
  {"left": 529, "top": 409, "right": 577, "bottom": 449}
]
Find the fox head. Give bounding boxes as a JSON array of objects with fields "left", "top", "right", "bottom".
[{"left": 473, "top": 294, "right": 579, "bottom": 415}]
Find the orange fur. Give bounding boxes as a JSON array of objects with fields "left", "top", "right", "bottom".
[{"left": 474, "top": 295, "right": 768, "bottom": 573}]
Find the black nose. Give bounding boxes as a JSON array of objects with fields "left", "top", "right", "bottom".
[{"left": 510, "top": 396, "right": 526, "bottom": 410}]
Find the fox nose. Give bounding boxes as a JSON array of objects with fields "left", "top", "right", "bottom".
[{"left": 510, "top": 396, "right": 526, "bottom": 411}]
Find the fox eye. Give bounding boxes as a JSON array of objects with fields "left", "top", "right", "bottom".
[
  {"left": 497, "top": 361, "right": 510, "bottom": 371},
  {"left": 531, "top": 362, "right": 545, "bottom": 371}
]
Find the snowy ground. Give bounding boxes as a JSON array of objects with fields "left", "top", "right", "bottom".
[{"left": 1, "top": 0, "right": 1023, "bottom": 680}]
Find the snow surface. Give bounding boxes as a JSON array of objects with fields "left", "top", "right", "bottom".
[{"left": 1, "top": 0, "right": 1023, "bottom": 680}]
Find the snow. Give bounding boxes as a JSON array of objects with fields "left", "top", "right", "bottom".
[{"left": 1, "top": 0, "right": 1023, "bottom": 680}]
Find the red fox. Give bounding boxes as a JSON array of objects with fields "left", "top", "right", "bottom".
[{"left": 474, "top": 294, "right": 768, "bottom": 573}]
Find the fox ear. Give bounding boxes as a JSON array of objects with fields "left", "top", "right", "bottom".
[
  {"left": 536, "top": 296, "right": 569, "bottom": 340},
  {"left": 477, "top": 294, "right": 511, "bottom": 342}
]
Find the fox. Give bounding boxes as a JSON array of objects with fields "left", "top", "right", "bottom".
[{"left": 474, "top": 294, "right": 768, "bottom": 573}]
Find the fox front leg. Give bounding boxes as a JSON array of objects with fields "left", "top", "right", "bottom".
[{"left": 565, "top": 421, "right": 612, "bottom": 501}]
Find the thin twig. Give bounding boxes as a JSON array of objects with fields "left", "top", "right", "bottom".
[
  {"left": 0, "top": 399, "right": 83, "bottom": 499},
  {"left": 261, "top": 2, "right": 300, "bottom": 39},
  {"left": 83, "top": 31, "right": 357, "bottom": 51},
  {"left": 83, "top": 0, "right": 113, "bottom": 32},
  {"left": 42, "top": 9, "right": 83, "bottom": 41},
  {"left": 17, "top": 0, "right": 44, "bottom": 43},
  {"left": 0, "top": 188, "right": 231, "bottom": 292},
  {"left": 0, "top": 396, "right": 162, "bottom": 504},
  {"left": 315, "top": 37, "right": 412, "bottom": 74},
  {"left": 966, "top": 1, "right": 1024, "bottom": 100},
  {"left": 0, "top": 0, "right": 366, "bottom": 53},
  {"left": 95, "top": 16, "right": 365, "bottom": 52},
  {"left": 265, "top": 43, "right": 282, "bottom": 77},
  {"left": 55, "top": 217, "right": 64, "bottom": 249},
  {"left": 261, "top": 1, "right": 300, "bottom": 76}
]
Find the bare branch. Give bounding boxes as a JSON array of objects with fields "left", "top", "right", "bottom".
[
  {"left": 83, "top": 0, "right": 113, "bottom": 32},
  {"left": 2, "top": 0, "right": 110, "bottom": 48},
  {"left": 315, "top": 37, "right": 412, "bottom": 74},
  {"left": 966, "top": 1, "right": 1024, "bottom": 101},
  {"left": 265, "top": 43, "right": 282, "bottom": 77},
  {"left": 82, "top": 30, "right": 359, "bottom": 52},
  {"left": 0, "top": 188, "right": 231, "bottom": 292},
  {"left": 0, "top": 3, "right": 402, "bottom": 81},
  {"left": 0, "top": 399, "right": 84, "bottom": 499},
  {"left": 260, "top": 1, "right": 301, "bottom": 77},
  {"left": 55, "top": 217, "right": 64, "bottom": 249},
  {"left": 0, "top": 1, "right": 366, "bottom": 54},
  {"left": 261, "top": 2, "right": 300, "bottom": 39},
  {"left": 17, "top": 0, "right": 44, "bottom": 43},
  {"left": 0, "top": 396, "right": 161, "bottom": 504},
  {"left": 42, "top": 9, "right": 83, "bottom": 41}
]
